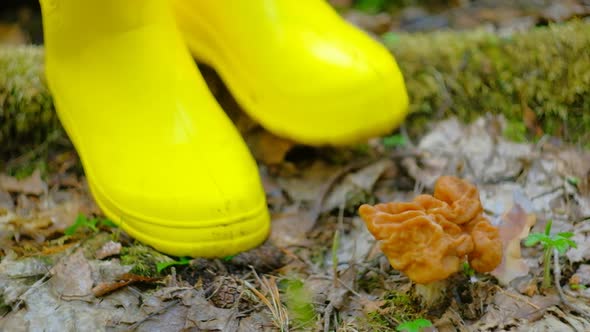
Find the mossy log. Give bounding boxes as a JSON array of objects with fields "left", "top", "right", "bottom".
[
  {"left": 391, "top": 21, "right": 590, "bottom": 143},
  {"left": 1, "top": 21, "right": 589, "bottom": 157},
  {"left": 0, "top": 46, "right": 60, "bottom": 157}
]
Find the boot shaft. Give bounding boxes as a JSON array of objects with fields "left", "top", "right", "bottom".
[{"left": 39, "top": 0, "right": 173, "bottom": 56}]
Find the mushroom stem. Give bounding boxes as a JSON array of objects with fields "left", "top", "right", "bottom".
[{"left": 415, "top": 280, "right": 448, "bottom": 308}]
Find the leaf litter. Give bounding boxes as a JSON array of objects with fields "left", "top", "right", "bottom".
[{"left": 1, "top": 115, "right": 590, "bottom": 331}]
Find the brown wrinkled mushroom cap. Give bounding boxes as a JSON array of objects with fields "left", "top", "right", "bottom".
[{"left": 359, "top": 176, "right": 502, "bottom": 284}]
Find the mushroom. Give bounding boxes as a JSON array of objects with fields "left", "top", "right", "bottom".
[{"left": 359, "top": 176, "right": 502, "bottom": 306}]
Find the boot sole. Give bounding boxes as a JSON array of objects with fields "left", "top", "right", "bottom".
[{"left": 87, "top": 178, "right": 270, "bottom": 257}]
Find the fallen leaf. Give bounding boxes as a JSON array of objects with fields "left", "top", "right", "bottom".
[
  {"left": 323, "top": 159, "right": 393, "bottom": 212},
  {"left": 344, "top": 10, "right": 392, "bottom": 34},
  {"left": 245, "top": 130, "right": 296, "bottom": 165},
  {"left": 491, "top": 198, "right": 536, "bottom": 285},
  {"left": 269, "top": 207, "right": 315, "bottom": 247},
  {"left": 137, "top": 287, "right": 239, "bottom": 331},
  {"left": 93, "top": 273, "right": 161, "bottom": 297},
  {"left": 95, "top": 241, "right": 122, "bottom": 259},
  {"left": 0, "top": 190, "right": 14, "bottom": 210},
  {"left": 571, "top": 265, "right": 590, "bottom": 285},
  {"left": 236, "top": 311, "right": 274, "bottom": 332},
  {"left": 5, "top": 198, "right": 84, "bottom": 243},
  {"left": 0, "top": 170, "right": 46, "bottom": 195},
  {"left": 1, "top": 284, "right": 144, "bottom": 331},
  {"left": 41, "top": 242, "right": 77, "bottom": 255},
  {"left": 0, "top": 251, "right": 52, "bottom": 279},
  {"left": 1, "top": 254, "right": 189, "bottom": 330},
  {"left": 50, "top": 249, "right": 93, "bottom": 298},
  {"left": 88, "top": 259, "right": 133, "bottom": 284},
  {"left": 358, "top": 294, "right": 386, "bottom": 314},
  {"left": 412, "top": 117, "right": 532, "bottom": 186},
  {"left": 474, "top": 291, "right": 560, "bottom": 330},
  {"left": 9, "top": 217, "right": 52, "bottom": 242},
  {"left": 278, "top": 161, "right": 343, "bottom": 202},
  {"left": 92, "top": 280, "right": 133, "bottom": 297},
  {"left": 566, "top": 223, "right": 590, "bottom": 263}
]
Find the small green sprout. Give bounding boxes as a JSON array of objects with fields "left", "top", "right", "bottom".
[
  {"left": 396, "top": 318, "right": 433, "bottom": 332},
  {"left": 382, "top": 134, "right": 407, "bottom": 148},
  {"left": 64, "top": 214, "right": 117, "bottom": 235},
  {"left": 279, "top": 277, "right": 316, "bottom": 329},
  {"left": 155, "top": 256, "right": 191, "bottom": 273},
  {"left": 462, "top": 261, "right": 476, "bottom": 278},
  {"left": 382, "top": 32, "right": 400, "bottom": 48},
  {"left": 524, "top": 220, "right": 577, "bottom": 289},
  {"left": 566, "top": 176, "right": 580, "bottom": 187}
]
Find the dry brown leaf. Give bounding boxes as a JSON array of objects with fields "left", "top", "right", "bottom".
[
  {"left": 246, "top": 130, "right": 296, "bottom": 165},
  {"left": 358, "top": 294, "right": 386, "bottom": 314},
  {"left": 491, "top": 201, "right": 536, "bottom": 285},
  {"left": 0, "top": 170, "right": 46, "bottom": 195},
  {"left": 0, "top": 190, "right": 14, "bottom": 210},
  {"left": 41, "top": 242, "right": 77, "bottom": 255},
  {"left": 95, "top": 241, "right": 122, "bottom": 259},
  {"left": 9, "top": 217, "right": 53, "bottom": 242},
  {"left": 50, "top": 249, "right": 93, "bottom": 298},
  {"left": 137, "top": 287, "right": 239, "bottom": 331},
  {"left": 92, "top": 280, "right": 133, "bottom": 297},
  {"left": 270, "top": 208, "right": 316, "bottom": 247},
  {"left": 278, "top": 161, "right": 343, "bottom": 202},
  {"left": 475, "top": 291, "right": 560, "bottom": 330},
  {"left": 323, "top": 159, "right": 393, "bottom": 212},
  {"left": 5, "top": 198, "right": 84, "bottom": 244},
  {"left": 93, "top": 273, "right": 161, "bottom": 297},
  {"left": 571, "top": 265, "right": 590, "bottom": 285}
]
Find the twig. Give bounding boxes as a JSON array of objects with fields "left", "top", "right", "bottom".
[
  {"left": 332, "top": 203, "right": 344, "bottom": 288},
  {"left": 7, "top": 273, "right": 52, "bottom": 315},
  {"left": 323, "top": 302, "right": 334, "bottom": 332},
  {"left": 531, "top": 186, "right": 564, "bottom": 200},
  {"left": 7, "top": 242, "right": 83, "bottom": 315},
  {"left": 244, "top": 268, "right": 289, "bottom": 331},
  {"left": 337, "top": 278, "right": 361, "bottom": 298},
  {"left": 574, "top": 216, "right": 590, "bottom": 223},
  {"left": 553, "top": 249, "right": 590, "bottom": 320},
  {"left": 493, "top": 286, "right": 540, "bottom": 310}
]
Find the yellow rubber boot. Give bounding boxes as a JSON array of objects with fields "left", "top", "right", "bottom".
[
  {"left": 39, "top": 0, "right": 270, "bottom": 257},
  {"left": 172, "top": 0, "right": 409, "bottom": 146}
]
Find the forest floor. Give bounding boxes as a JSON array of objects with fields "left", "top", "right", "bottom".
[{"left": 1, "top": 0, "right": 590, "bottom": 331}]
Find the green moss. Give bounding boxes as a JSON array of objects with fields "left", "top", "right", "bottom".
[
  {"left": 390, "top": 21, "right": 590, "bottom": 145},
  {"left": 1, "top": 22, "right": 589, "bottom": 155},
  {"left": 0, "top": 46, "right": 63, "bottom": 158},
  {"left": 502, "top": 120, "right": 528, "bottom": 142},
  {"left": 7, "top": 159, "right": 47, "bottom": 179},
  {"left": 358, "top": 270, "right": 384, "bottom": 293},
  {"left": 362, "top": 291, "right": 423, "bottom": 331},
  {"left": 119, "top": 244, "right": 174, "bottom": 277}
]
